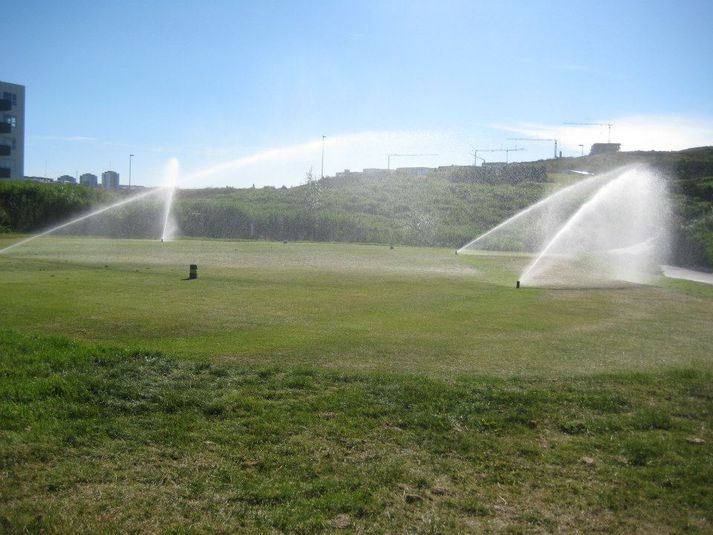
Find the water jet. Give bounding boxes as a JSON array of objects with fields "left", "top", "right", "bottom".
[{"left": 459, "top": 165, "right": 670, "bottom": 288}]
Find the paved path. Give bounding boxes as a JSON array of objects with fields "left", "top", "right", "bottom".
[{"left": 661, "top": 265, "right": 713, "bottom": 286}]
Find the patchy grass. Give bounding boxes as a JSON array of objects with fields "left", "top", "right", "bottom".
[
  {"left": 1, "top": 237, "right": 712, "bottom": 532},
  {"left": 1, "top": 331, "right": 712, "bottom": 533}
]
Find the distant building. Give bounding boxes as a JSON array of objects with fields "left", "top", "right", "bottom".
[
  {"left": 57, "top": 175, "right": 77, "bottom": 184},
  {"left": 362, "top": 168, "right": 393, "bottom": 178},
  {"left": 395, "top": 167, "right": 433, "bottom": 176},
  {"left": 25, "top": 176, "right": 53, "bottom": 183},
  {"left": 102, "top": 170, "right": 120, "bottom": 189},
  {"left": 481, "top": 162, "right": 507, "bottom": 169},
  {"left": 80, "top": 173, "right": 98, "bottom": 187},
  {"left": 590, "top": 143, "right": 621, "bottom": 155},
  {"left": 0, "top": 80, "right": 25, "bottom": 180},
  {"left": 335, "top": 169, "right": 363, "bottom": 179}
]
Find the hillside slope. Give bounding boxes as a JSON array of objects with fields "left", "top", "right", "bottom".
[
  {"left": 1, "top": 147, "right": 712, "bottom": 268},
  {"left": 174, "top": 171, "right": 547, "bottom": 248}
]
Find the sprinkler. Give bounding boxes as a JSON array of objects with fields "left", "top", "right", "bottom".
[
  {"left": 516, "top": 280, "right": 520, "bottom": 289},
  {"left": 189, "top": 264, "right": 198, "bottom": 280}
]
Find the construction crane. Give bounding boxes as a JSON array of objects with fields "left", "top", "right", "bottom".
[
  {"left": 564, "top": 122, "right": 614, "bottom": 143},
  {"left": 472, "top": 147, "right": 524, "bottom": 165},
  {"left": 386, "top": 153, "right": 438, "bottom": 170},
  {"left": 471, "top": 148, "right": 502, "bottom": 166},
  {"left": 508, "top": 138, "right": 559, "bottom": 159},
  {"left": 502, "top": 147, "right": 524, "bottom": 163}
]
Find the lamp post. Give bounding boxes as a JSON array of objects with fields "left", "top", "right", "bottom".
[
  {"left": 129, "top": 154, "right": 134, "bottom": 190},
  {"left": 320, "top": 135, "right": 326, "bottom": 179},
  {"left": 578, "top": 144, "right": 584, "bottom": 157}
]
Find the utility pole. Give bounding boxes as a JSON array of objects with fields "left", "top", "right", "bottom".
[
  {"left": 129, "top": 154, "right": 134, "bottom": 190},
  {"left": 320, "top": 136, "right": 326, "bottom": 179}
]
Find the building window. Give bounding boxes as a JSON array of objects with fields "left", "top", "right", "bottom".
[
  {"left": 4, "top": 115, "right": 16, "bottom": 128},
  {"left": 0, "top": 157, "right": 15, "bottom": 171},
  {"left": 2, "top": 92, "right": 16, "bottom": 106}
]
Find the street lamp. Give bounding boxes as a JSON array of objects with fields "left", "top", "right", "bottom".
[
  {"left": 320, "top": 136, "right": 326, "bottom": 179},
  {"left": 129, "top": 154, "right": 134, "bottom": 190},
  {"left": 578, "top": 144, "right": 584, "bottom": 157}
]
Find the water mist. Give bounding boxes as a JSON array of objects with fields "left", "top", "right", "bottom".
[{"left": 460, "top": 165, "right": 671, "bottom": 288}]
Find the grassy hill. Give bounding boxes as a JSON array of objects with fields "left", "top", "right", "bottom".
[
  {"left": 173, "top": 146, "right": 713, "bottom": 267},
  {"left": 2, "top": 146, "right": 713, "bottom": 267},
  {"left": 174, "top": 172, "right": 547, "bottom": 248}
]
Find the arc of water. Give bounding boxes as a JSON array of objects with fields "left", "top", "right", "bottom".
[
  {"left": 457, "top": 172, "right": 610, "bottom": 253},
  {"left": 0, "top": 138, "right": 333, "bottom": 254},
  {"left": 519, "top": 170, "right": 633, "bottom": 283},
  {"left": 0, "top": 187, "right": 170, "bottom": 255}
]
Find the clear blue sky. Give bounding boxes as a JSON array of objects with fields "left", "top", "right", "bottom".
[{"left": 4, "top": 0, "right": 712, "bottom": 187}]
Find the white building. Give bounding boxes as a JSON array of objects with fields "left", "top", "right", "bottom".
[{"left": 0, "top": 81, "right": 25, "bottom": 180}]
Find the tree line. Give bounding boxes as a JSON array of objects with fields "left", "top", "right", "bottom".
[{"left": 1, "top": 156, "right": 712, "bottom": 268}]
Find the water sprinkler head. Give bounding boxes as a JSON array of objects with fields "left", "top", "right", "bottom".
[{"left": 516, "top": 280, "right": 521, "bottom": 289}]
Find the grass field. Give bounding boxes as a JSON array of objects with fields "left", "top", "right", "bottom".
[{"left": 1, "top": 235, "right": 712, "bottom": 533}]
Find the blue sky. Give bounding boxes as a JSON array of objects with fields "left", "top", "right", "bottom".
[{"left": 4, "top": 0, "right": 712, "bottom": 187}]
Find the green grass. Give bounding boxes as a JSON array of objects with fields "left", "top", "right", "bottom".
[
  {"left": 1, "top": 236, "right": 712, "bottom": 532},
  {"left": 1, "top": 236, "right": 712, "bottom": 377}
]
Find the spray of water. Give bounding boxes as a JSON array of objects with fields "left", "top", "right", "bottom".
[
  {"left": 0, "top": 187, "right": 169, "bottom": 255},
  {"left": 460, "top": 165, "right": 670, "bottom": 287},
  {"left": 160, "top": 158, "right": 180, "bottom": 242},
  {"left": 520, "top": 166, "right": 669, "bottom": 287},
  {"left": 0, "top": 137, "right": 332, "bottom": 255},
  {"left": 457, "top": 172, "right": 614, "bottom": 253}
]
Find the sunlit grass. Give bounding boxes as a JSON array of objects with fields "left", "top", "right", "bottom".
[
  {"left": 0, "top": 236, "right": 711, "bottom": 376},
  {"left": 1, "top": 331, "right": 711, "bottom": 533},
  {"left": 1, "top": 236, "right": 712, "bottom": 532}
]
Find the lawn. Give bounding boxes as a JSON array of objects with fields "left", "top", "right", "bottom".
[{"left": 1, "top": 236, "right": 712, "bottom": 533}]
